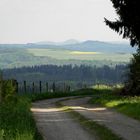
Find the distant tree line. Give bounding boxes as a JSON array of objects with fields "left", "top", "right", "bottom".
[{"left": 3, "top": 64, "right": 127, "bottom": 84}]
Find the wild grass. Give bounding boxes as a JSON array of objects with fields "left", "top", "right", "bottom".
[
  {"left": 0, "top": 97, "right": 42, "bottom": 140},
  {"left": 90, "top": 86, "right": 140, "bottom": 121},
  {"left": 27, "top": 48, "right": 131, "bottom": 62}
]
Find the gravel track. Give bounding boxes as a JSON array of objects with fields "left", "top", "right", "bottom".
[
  {"left": 62, "top": 97, "right": 140, "bottom": 140},
  {"left": 31, "top": 97, "right": 96, "bottom": 140}
]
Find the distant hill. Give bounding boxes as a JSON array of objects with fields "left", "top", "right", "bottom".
[
  {"left": 31, "top": 40, "right": 136, "bottom": 53},
  {"left": 36, "top": 39, "right": 79, "bottom": 46},
  {"left": 1, "top": 40, "right": 135, "bottom": 54}
]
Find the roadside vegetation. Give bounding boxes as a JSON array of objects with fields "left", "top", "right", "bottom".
[
  {"left": 0, "top": 78, "right": 42, "bottom": 140},
  {"left": 0, "top": 97, "right": 42, "bottom": 140},
  {"left": 0, "top": 78, "right": 94, "bottom": 140},
  {"left": 90, "top": 85, "right": 140, "bottom": 121},
  {"left": 1, "top": 80, "right": 140, "bottom": 140}
]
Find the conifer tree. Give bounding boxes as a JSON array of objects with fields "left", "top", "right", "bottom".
[
  {"left": 105, "top": 0, "right": 140, "bottom": 47},
  {"left": 105, "top": 0, "right": 140, "bottom": 95}
]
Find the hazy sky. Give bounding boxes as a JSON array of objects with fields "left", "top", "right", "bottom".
[{"left": 0, "top": 0, "right": 127, "bottom": 43}]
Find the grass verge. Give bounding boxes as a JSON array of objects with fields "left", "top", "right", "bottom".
[
  {"left": 56, "top": 101, "right": 122, "bottom": 140},
  {"left": 90, "top": 88, "right": 140, "bottom": 121},
  {"left": 0, "top": 97, "right": 43, "bottom": 140}
]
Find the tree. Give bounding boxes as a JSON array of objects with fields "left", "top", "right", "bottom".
[
  {"left": 126, "top": 50, "right": 140, "bottom": 95},
  {"left": 105, "top": 0, "right": 140, "bottom": 95},
  {"left": 0, "top": 71, "right": 3, "bottom": 103},
  {"left": 105, "top": 0, "right": 140, "bottom": 47}
]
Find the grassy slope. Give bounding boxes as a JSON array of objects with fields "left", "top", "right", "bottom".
[
  {"left": 90, "top": 87, "right": 140, "bottom": 121},
  {"left": 27, "top": 48, "right": 132, "bottom": 62},
  {"left": 0, "top": 97, "right": 42, "bottom": 140}
]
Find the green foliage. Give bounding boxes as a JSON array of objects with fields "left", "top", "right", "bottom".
[
  {"left": 0, "top": 75, "right": 42, "bottom": 139},
  {"left": 125, "top": 50, "right": 140, "bottom": 95},
  {"left": 0, "top": 97, "right": 42, "bottom": 140},
  {"left": 2, "top": 80, "right": 16, "bottom": 101},
  {"left": 105, "top": 0, "right": 140, "bottom": 47},
  {"left": 0, "top": 79, "right": 17, "bottom": 103},
  {"left": 105, "top": 0, "right": 140, "bottom": 95},
  {"left": 90, "top": 88, "right": 140, "bottom": 120}
]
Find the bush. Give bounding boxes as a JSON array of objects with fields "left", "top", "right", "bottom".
[
  {"left": 0, "top": 97, "right": 42, "bottom": 140},
  {"left": 0, "top": 79, "right": 17, "bottom": 103}
]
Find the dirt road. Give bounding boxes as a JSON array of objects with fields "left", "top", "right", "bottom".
[
  {"left": 62, "top": 97, "right": 140, "bottom": 140},
  {"left": 31, "top": 97, "right": 96, "bottom": 140},
  {"left": 31, "top": 96, "right": 140, "bottom": 140}
]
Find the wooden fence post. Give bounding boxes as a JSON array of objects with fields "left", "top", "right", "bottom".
[
  {"left": 46, "top": 82, "right": 48, "bottom": 92},
  {"left": 16, "top": 81, "right": 18, "bottom": 93},
  {"left": 32, "top": 82, "right": 35, "bottom": 94},
  {"left": 64, "top": 83, "right": 66, "bottom": 92},
  {"left": 12, "top": 79, "right": 18, "bottom": 94},
  {"left": 84, "top": 84, "right": 87, "bottom": 89},
  {"left": 39, "top": 81, "right": 42, "bottom": 93},
  {"left": 24, "top": 81, "right": 27, "bottom": 93},
  {"left": 52, "top": 82, "right": 55, "bottom": 93},
  {"left": 68, "top": 85, "right": 71, "bottom": 92}
]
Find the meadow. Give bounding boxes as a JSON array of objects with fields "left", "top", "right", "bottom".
[
  {"left": 0, "top": 46, "right": 130, "bottom": 69},
  {"left": 27, "top": 48, "right": 132, "bottom": 62}
]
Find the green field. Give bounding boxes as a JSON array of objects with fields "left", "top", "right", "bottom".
[
  {"left": 27, "top": 48, "right": 132, "bottom": 62},
  {"left": 0, "top": 46, "right": 132, "bottom": 69}
]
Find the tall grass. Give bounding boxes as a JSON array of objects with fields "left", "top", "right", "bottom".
[{"left": 0, "top": 97, "right": 42, "bottom": 140}]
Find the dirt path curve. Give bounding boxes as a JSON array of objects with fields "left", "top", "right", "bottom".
[
  {"left": 31, "top": 97, "right": 96, "bottom": 140},
  {"left": 62, "top": 97, "right": 140, "bottom": 140}
]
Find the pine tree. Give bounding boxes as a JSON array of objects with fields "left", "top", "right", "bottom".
[
  {"left": 105, "top": 0, "right": 140, "bottom": 95},
  {"left": 105, "top": 0, "right": 140, "bottom": 47},
  {"left": 126, "top": 50, "right": 140, "bottom": 95},
  {"left": 0, "top": 71, "right": 3, "bottom": 103}
]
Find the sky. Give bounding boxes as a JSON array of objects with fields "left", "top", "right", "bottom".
[{"left": 0, "top": 0, "right": 127, "bottom": 44}]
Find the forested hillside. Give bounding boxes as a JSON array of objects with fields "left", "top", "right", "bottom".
[{"left": 3, "top": 64, "right": 127, "bottom": 84}]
